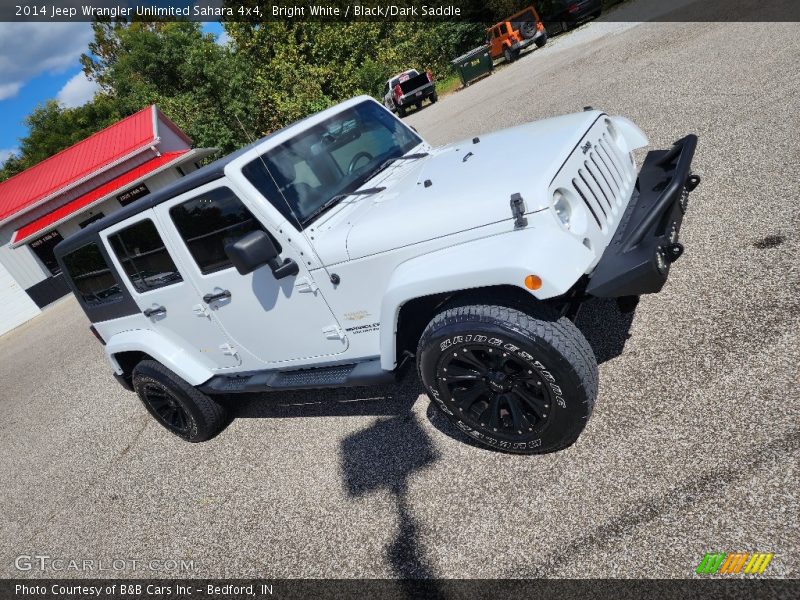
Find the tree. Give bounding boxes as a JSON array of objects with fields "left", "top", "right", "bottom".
[{"left": 80, "top": 21, "right": 258, "bottom": 153}]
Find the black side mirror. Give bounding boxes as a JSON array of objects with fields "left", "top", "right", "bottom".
[{"left": 225, "top": 231, "right": 299, "bottom": 279}]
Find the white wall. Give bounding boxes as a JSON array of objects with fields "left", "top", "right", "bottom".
[
  {"left": 0, "top": 259, "right": 40, "bottom": 336},
  {"left": 0, "top": 224, "right": 49, "bottom": 289}
]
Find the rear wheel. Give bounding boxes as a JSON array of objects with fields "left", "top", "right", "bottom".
[
  {"left": 132, "top": 360, "right": 227, "bottom": 442},
  {"left": 504, "top": 47, "right": 515, "bottom": 63},
  {"left": 397, "top": 105, "right": 406, "bottom": 118},
  {"left": 417, "top": 303, "right": 598, "bottom": 454},
  {"left": 430, "top": 92, "right": 438, "bottom": 103},
  {"left": 535, "top": 32, "right": 548, "bottom": 48}
]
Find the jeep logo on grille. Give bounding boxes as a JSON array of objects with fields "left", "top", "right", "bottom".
[{"left": 581, "top": 141, "right": 592, "bottom": 154}]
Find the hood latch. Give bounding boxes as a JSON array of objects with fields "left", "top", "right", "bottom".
[{"left": 510, "top": 193, "right": 528, "bottom": 229}]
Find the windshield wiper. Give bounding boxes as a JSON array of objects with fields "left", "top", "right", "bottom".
[
  {"left": 304, "top": 187, "right": 386, "bottom": 224},
  {"left": 360, "top": 151, "right": 430, "bottom": 187}
]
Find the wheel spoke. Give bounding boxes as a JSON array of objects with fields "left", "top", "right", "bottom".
[
  {"left": 513, "top": 385, "right": 546, "bottom": 419},
  {"left": 486, "top": 395, "right": 501, "bottom": 430},
  {"left": 446, "top": 364, "right": 482, "bottom": 381},
  {"left": 174, "top": 409, "right": 187, "bottom": 430},
  {"left": 456, "top": 349, "right": 489, "bottom": 375},
  {"left": 453, "top": 382, "right": 488, "bottom": 412},
  {"left": 506, "top": 396, "right": 532, "bottom": 431}
]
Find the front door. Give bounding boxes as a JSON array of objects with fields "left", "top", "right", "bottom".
[
  {"left": 153, "top": 182, "right": 348, "bottom": 365},
  {"left": 101, "top": 213, "right": 240, "bottom": 369}
]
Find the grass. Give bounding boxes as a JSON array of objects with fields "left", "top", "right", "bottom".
[{"left": 436, "top": 73, "right": 464, "bottom": 98}]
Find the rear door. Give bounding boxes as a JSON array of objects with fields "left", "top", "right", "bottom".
[
  {"left": 101, "top": 213, "right": 241, "bottom": 369},
  {"left": 152, "top": 181, "right": 349, "bottom": 366}
]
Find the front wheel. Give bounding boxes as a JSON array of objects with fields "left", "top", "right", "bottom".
[
  {"left": 535, "top": 32, "right": 548, "bottom": 48},
  {"left": 132, "top": 360, "right": 227, "bottom": 442},
  {"left": 417, "top": 303, "right": 598, "bottom": 454}
]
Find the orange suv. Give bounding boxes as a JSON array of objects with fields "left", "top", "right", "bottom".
[{"left": 487, "top": 5, "right": 548, "bottom": 63}]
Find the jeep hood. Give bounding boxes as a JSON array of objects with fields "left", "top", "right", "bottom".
[{"left": 312, "top": 111, "right": 604, "bottom": 262}]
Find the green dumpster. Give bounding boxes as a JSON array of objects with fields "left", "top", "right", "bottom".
[{"left": 451, "top": 46, "right": 493, "bottom": 87}]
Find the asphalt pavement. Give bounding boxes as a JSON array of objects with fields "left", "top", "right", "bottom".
[{"left": 1, "top": 3, "right": 798, "bottom": 579}]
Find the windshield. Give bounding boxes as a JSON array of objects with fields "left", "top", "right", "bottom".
[{"left": 242, "top": 100, "right": 422, "bottom": 228}]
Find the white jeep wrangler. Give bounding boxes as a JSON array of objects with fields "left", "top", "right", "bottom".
[{"left": 55, "top": 96, "right": 699, "bottom": 454}]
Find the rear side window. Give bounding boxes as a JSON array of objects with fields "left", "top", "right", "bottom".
[
  {"left": 169, "top": 187, "right": 277, "bottom": 275},
  {"left": 62, "top": 243, "right": 123, "bottom": 306},
  {"left": 108, "top": 219, "right": 183, "bottom": 293}
]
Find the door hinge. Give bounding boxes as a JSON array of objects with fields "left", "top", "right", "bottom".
[
  {"left": 322, "top": 325, "right": 346, "bottom": 341},
  {"left": 219, "top": 343, "right": 238, "bottom": 358},
  {"left": 192, "top": 303, "right": 210, "bottom": 317},
  {"left": 295, "top": 276, "right": 319, "bottom": 294}
]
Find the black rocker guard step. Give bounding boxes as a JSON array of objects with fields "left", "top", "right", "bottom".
[
  {"left": 585, "top": 134, "right": 700, "bottom": 298},
  {"left": 199, "top": 359, "right": 395, "bottom": 395}
]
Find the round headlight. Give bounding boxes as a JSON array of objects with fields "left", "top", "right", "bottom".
[{"left": 553, "top": 191, "right": 572, "bottom": 228}]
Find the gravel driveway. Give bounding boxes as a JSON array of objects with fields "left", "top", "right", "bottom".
[{"left": 1, "top": 4, "right": 798, "bottom": 580}]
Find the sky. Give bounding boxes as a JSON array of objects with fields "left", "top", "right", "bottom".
[{"left": 0, "top": 21, "right": 226, "bottom": 164}]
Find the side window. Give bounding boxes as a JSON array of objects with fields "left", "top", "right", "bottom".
[
  {"left": 170, "top": 187, "right": 279, "bottom": 275},
  {"left": 62, "top": 243, "right": 123, "bottom": 306},
  {"left": 108, "top": 219, "right": 183, "bottom": 293}
]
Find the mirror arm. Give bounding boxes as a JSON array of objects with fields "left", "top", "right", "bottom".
[{"left": 268, "top": 257, "right": 299, "bottom": 279}]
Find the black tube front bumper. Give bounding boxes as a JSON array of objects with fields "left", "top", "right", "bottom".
[{"left": 585, "top": 134, "right": 700, "bottom": 298}]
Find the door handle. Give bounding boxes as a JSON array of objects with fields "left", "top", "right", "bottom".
[
  {"left": 143, "top": 306, "right": 167, "bottom": 318},
  {"left": 203, "top": 290, "right": 232, "bottom": 304}
]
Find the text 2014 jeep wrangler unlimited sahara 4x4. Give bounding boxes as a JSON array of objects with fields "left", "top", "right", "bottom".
[{"left": 55, "top": 97, "right": 699, "bottom": 454}]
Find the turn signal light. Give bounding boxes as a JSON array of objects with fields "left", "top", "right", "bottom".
[{"left": 524, "top": 275, "right": 543, "bottom": 291}]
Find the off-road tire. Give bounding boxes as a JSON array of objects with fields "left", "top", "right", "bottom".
[
  {"left": 504, "top": 47, "right": 515, "bottom": 63},
  {"left": 397, "top": 105, "right": 406, "bottom": 118},
  {"left": 132, "top": 360, "right": 227, "bottom": 442},
  {"left": 417, "top": 303, "right": 598, "bottom": 454},
  {"left": 535, "top": 32, "right": 548, "bottom": 48}
]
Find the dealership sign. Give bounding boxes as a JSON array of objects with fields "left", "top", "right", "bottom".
[{"left": 117, "top": 183, "right": 150, "bottom": 207}]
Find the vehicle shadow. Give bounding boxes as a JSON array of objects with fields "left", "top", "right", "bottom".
[
  {"left": 228, "top": 376, "right": 448, "bottom": 587},
  {"left": 574, "top": 297, "right": 636, "bottom": 365}
]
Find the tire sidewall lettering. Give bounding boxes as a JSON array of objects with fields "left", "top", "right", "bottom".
[{"left": 433, "top": 333, "right": 568, "bottom": 411}]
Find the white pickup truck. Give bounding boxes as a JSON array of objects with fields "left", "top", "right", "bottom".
[{"left": 55, "top": 96, "right": 699, "bottom": 454}]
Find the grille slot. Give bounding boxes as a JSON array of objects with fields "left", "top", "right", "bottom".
[{"left": 572, "top": 177, "right": 603, "bottom": 230}]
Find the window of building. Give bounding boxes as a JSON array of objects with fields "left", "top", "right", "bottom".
[
  {"left": 62, "top": 243, "right": 123, "bottom": 306},
  {"left": 108, "top": 219, "right": 183, "bottom": 293},
  {"left": 28, "top": 230, "right": 64, "bottom": 276},
  {"left": 169, "top": 187, "right": 276, "bottom": 275}
]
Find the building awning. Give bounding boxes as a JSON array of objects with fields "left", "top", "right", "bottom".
[
  {"left": 0, "top": 105, "right": 194, "bottom": 226},
  {"left": 11, "top": 150, "right": 192, "bottom": 247}
]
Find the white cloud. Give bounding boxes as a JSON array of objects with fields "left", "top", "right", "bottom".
[
  {"left": 216, "top": 30, "right": 230, "bottom": 46},
  {"left": 0, "top": 22, "right": 93, "bottom": 100},
  {"left": 57, "top": 71, "right": 99, "bottom": 108},
  {"left": 0, "top": 82, "right": 22, "bottom": 101},
  {"left": 0, "top": 148, "right": 18, "bottom": 163}
]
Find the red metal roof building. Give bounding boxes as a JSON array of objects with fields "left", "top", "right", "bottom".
[{"left": 0, "top": 106, "right": 216, "bottom": 333}]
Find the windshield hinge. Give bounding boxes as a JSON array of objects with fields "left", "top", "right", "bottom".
[
  {"left": 322, "top": 324, "right": 346, "bottom": 341},
  {"left": 295, "top": 276, "right": 319, "bottom": 294},
  {"left": 219, "top": 343, "right": 238, "bottom": 358},
  {"left": 510, "top": 193, "right": 528, "bottom": 228}
]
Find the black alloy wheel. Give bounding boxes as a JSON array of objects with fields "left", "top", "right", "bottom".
[
  {"left": 140, "top": 381, "right": 191, "bottom": 436},
  {"left": 438, "top": 344, "right": 551, "bottom": 438}
]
